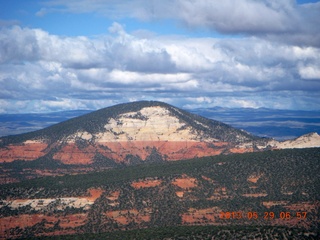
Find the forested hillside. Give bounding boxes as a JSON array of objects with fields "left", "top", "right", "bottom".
[{"left": 1, "top": 148, "right": 319, "bottom": 238}]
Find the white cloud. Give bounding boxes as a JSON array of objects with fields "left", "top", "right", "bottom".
[
  {"left": 177, "top": 0, "right": 295, "bottom": 33},
  {"left": 41, "top": 0, "right": 320, "bottom": 46},
  {"left": 299, "top": 65, "right": 320, "bottom": 80},
  {"left": 0, "top": 23, "right": 320, "bottom": 113},
  {"left": 107, "top": 70, "right": 191, "bottom": 85}
]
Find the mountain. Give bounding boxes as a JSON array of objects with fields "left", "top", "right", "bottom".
[
  {"left": 0, "top": 101, "right": 263, "bottom": 163},
  {"left": 274, "top": 132, "right": 320, "bottom": 149},
  {"left": 2, "top": 107, "right": 320, "bottom": 140},
  {"left": 0, "top": 101, "right": 319, "bottom": 183},
  {"left": 0, "top": 102, "right": 319, "bottom": 238}
]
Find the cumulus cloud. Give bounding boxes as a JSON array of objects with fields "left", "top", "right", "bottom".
[
  {"left": 41, "top": 0, "right": 320, "bottom": 47},
  {"left": 177, "top": 0, "right": 297, "bottom": 33},
  {"left": 106, "top": 23, "right": 176, "bottom": 73},
  {"left": 298, "top": 65, "right": 320, "bottom": 80},
  {"left": 0, "top": 22, "right": 320, "bottom": 113}
]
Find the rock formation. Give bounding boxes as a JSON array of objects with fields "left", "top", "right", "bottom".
[{"left": 0, "top": 101, "right": 319, "bottom": 183}]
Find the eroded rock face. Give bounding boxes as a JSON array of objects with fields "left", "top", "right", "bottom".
[
  {"left": 49, "top": 106, "right": 256, "bottom": 164},
  {"left": 51, "top": 141, "right": 231, "bottom": 164},
  {"left": 96, "top": 107, "right": 205, "bottom": 142},
  {"left": 60, "top": 106, "right": 221, "bottom": 144},
  {"left": 53, "top": 144, "right": 96, "bottom": 165},
  {"left": 1, "top": 104, "right": 319, "bottom": 180},
  {"left": 0, "top": 141, "right": 48, "bottom": 163},
  {"left": 274, "top": 132, "right": 320, "bottom": 149},
  {"left": 0, "top": 106, "right": 236, "bottom": 166},
  {"left": 0, "top": 188, "right": 103, "bottom": 238}
]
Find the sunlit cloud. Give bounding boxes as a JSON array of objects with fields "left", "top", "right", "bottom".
[{"left": 1, "top": 0, "right": 320, "bottom": 113}]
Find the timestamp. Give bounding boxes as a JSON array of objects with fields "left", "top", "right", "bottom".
[{"left": 219, "top": 211, "right": 308, "bottom": 220}]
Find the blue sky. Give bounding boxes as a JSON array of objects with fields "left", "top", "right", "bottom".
[
  {"left": 0, "top": 0, "right": 320, "bottom": 113},
  {"left": 1, "top": 0, "right": 227, "bottom": 37}
]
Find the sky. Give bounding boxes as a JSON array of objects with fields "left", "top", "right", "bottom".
[{"left": 0, "top": 0, "right": 320, "bottom": 113}]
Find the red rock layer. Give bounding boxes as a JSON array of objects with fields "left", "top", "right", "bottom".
[
  {"left": 172, "top": 176, "right": 197, "bottom": 189},
  {"left": 182, "top": 208, "right": 221, "bottom": 225},
  {"left": 131, "top": 179, "right": 162, "bottom": 189},
  {"left": 0, "top": 143, "right": 48, "bottom": 163},
  {"left": 0, "top": 140, "right": 254, "bottom": 166},
  {"left": 105, "top": 208, "right": 151, "bottom": 225},
  {"left": 0, "top": 213, "right": 86, "bottom": 238},
  {"left": 50, "top": 141, "right": 231, "bottom": 165},
  {"left": 53, "top": 144, "right": 96, "bottom": 165},
  {"left": 96, "top": 141, "right": 229, "bottom": 163},
  {"left": 87, "top": 188, "right": 104, "bottom": 201},
  {"left": 229, "top": 147, "right": 254, "bottom": 154}
]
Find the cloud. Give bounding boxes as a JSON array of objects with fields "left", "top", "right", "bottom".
[
  {"left": 41, "top": 0, "right": 320, "bottom": 47},
  {"left": 177, "top": 0, "right": 296, "bottom": 33},
  {"left": 0, "top": 19, "right": 20, "bottom": 27},
  {"left": 106, "top": 23, "right": 176, "bottom": 73},
  {"left": 0, "top": 23, "right": 320, "bottom": 113},
  {"left": 0, "top": 26, "right": 103, "bottom": 68},
  {"left": 40, "top": 0, "right": 173, "bottom": 20},
  {"left": 298, "top": 65, "right": 320, "bottom": 80},
  {"left": 35, "top": 8, "right": 48, "bottom": 17}
]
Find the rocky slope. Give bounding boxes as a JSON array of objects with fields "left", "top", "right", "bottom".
[
  {"left": 1, "top": 148, "right": 319, "bottom": 238},
  {"left": 0, "top": 101, "right": 319, "bottom": 183},
  {"left": 274, "top": 132, "right": 320, "bottom": 149},
  {"left": 0, "top": 101, "right": 263, "bottom": 164}
]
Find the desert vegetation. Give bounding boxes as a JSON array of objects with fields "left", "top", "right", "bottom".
[{"left": 0, "top": 148, "right": 319, "bottom": 238}]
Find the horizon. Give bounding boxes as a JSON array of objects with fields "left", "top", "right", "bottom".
[
  {"left": 1, "top": 0, "right": 320, "bottom": 113},
  {"left": 1, "top": 100, "right": 320, "bottom": 115},
  {"left": 1, "top": 102, "right": 319, "bottom": 140}
]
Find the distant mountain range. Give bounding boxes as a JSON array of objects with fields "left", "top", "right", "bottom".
[{"left": 190, "top": 107, "right": 320, "bottom": 140}]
